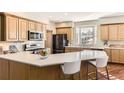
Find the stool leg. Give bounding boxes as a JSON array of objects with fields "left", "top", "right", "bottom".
[
  {"left": 105, "top": 66, "right": 109, "bottom": 80},
  {"left": 96, "top": 68, "right": 98, "bottom": 80}
]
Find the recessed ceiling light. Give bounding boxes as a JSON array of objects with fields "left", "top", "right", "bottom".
[
  {"left": 49, "top": 16, "right": 52, "bottom": 18},
  {"left": 64, "top": 13, "right": 68, "bottom": 16}
]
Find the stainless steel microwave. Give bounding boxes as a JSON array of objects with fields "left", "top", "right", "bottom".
[{"left": 28, "top": 30, "right": 43, "bottom": 41}]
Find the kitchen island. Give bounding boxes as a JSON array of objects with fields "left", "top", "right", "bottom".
[{"left": 0, "top": 50, "right": 107, "bottom": 80}]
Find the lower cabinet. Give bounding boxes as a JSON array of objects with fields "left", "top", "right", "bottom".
[
  {"left": 119, "top": 50, "right": 124, "bottom": 63},
  {"left": 111, "top": 49, "right": 120, "bottom": 63},
  {"left": 0, "top": 59, "right": 9, "bottom": 80},
  {"left": 10, "top": 61, "right": 30, "bottom": 80}
]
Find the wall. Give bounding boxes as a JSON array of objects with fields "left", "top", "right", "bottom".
[
  {"left": 74, "top": 20, "right": 102, "bottom": 46},
  {"left": 99, "top": 16, "right": 124, "bottom": 45},
  {"left": 46, "top": 22, "right": 56, "bottom": 34},
  {"left": 74, "top": 15, "right": 124, "bottom": 46},
  {"left": 0, "top": 41, "right": 45, "bottom": 51}
]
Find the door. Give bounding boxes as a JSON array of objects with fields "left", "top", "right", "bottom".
[
  {"left": 118, "top": 24, "right": 124, "bottom": 40},
  {"left": 46, "top": 31, "right": 53, "bottom": 54},
  {"left": 109, "top": 25, "right": 118, "bottom": 40},
  {"left": 100, "top": 25, "right": 109, "bottom": 40},
  {"left": 29, "top": 21, "right": 36, "bottom": 31},
  {"left": 6, "top": 16, "right": 18, "bottom": 41},
  {"left": 56, "top": 27, "right": 72, "bottom": 43},
  {"left": 19, "top": 19, "right": 28, "bottom": 41}
]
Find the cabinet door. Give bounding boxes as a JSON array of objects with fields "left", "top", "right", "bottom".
[
  {"left": 118, "top": 24, "right": 124, "bottom": 40},
  {"left": 111, "top": 49, "right": 120, "bottom": 63},
  {"left": 0, "top": 59, "right": 9, "bottom": 80},
  {"left": 119, "top": 50, "right": 124, "bottom": 63},
  {"left": 100, "top": 25, "right": 109, "bottom": 40},
  {"left": 105, "top": 49, "right": 111, "bottom": 62},
  {"left": 10, "top": 61, "right": 30, "bottom": 80},
  {"left": 6, "top": 16, "right": 18, "bottom": 41},
  {"left": 28, "top": 21, "right": 36, "bottom": 31},
  {"left": 36, "top": 23, "right": 43, "bottom": 32},
  {"left": 109, "top": 25, "right": 118, "bottom": 40},
  {"left": 19, "top": 19, "right": 28, "bottom": 41}
]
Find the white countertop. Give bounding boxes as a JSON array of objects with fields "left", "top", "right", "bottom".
[{"left": 0, "top": 50, "right": 107, "bottom": 67}]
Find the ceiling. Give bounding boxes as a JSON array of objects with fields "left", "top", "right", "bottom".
[{"left": 9, "top": 12, "right": 124, "bottom": 23}]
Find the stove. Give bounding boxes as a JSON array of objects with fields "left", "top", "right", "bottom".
[{"left": 24, "top": 43, "right": 44, "bottom": 54}]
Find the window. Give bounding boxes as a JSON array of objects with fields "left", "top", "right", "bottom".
[{"left": 75, "top": 26, "right": 97, "bottom": 46}]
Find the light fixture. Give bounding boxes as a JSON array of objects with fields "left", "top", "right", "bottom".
[
  {"left": 49, "top": 16, "right": 52, "bottom": 18},
  {"left": 64, "top": 13, "right": 68, "bottom": 16}
]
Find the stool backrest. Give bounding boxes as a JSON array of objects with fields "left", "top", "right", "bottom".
[{"left": 63, "top": 60, "right": 81, "bottom": 75}]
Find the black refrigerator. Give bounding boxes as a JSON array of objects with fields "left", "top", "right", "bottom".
[{"left": 53, "top": 34, "right": 68, "bottom": 54}]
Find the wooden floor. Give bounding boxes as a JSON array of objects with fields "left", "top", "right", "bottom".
[{"left": 98, "top": 63, "right": 124, "bottom": 80}]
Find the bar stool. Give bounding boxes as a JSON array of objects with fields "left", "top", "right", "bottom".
[
  {"left": 88, "top": 56, "right": 109, "bottom": 80},
  {"left": 61, "top": 60, "right": 81, "bottom": 80}
]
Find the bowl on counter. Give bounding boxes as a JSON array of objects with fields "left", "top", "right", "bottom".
[{"left": 38, "top": 49, "right": 49, "bottom": 59}]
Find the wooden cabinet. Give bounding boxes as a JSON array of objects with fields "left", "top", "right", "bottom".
[
  {"left": 118, "top": 24, "right": 124, "bottom": 40},
  {"left": 28, "top": 21, "right": 36, "bottom": 31},
  {"left": 0, "top": 13, "right": 47, "bottom": 41},
  {"left": 100, "top": 24, "right": 124, "bottom": 41},
  {"left": 100, "top": 25, "right": 109, "bottom": 40},
  {"left": 0, "top": 59, "right": 9, "bottom": 80},
  {"left": 109, "top": 25, "right": 118, "bottom": 40},
  {"left": 10, "top": 61, "right": 30, "bottom": 80},
  {"left": 65, "top": 47, "right": 85, "bottom": 53},
  {"left": 19, "top": 19, "right": 28, "bottom": 41},
  {"left": 6, "top": 16, "right": 18, "bottom": 41},
  {"left": 56, "top": 27, "right": 72, "bottom": 43},
  {"left": 36, "top": 23, "right": 43, "bottom": 32},
  {"left": 119, "top": 50, "right": 124, "bottom": 63},
  {"left": 111, "top": 49, "right": 120, "bottom": 63},
  {"left": 105, "top": 49, "right": 111, "bottom": 62}
]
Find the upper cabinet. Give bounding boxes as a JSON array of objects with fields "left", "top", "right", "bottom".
[
  {"left": 100, "top": 25, "right": 109, "bottom": 40},
  {"left": 109, "top": 24, "right": 118, "bottom": 40},
  {"left": 28, "top": 21, "right": 36, "bottom": 31},
  {"left": 118, "top": 24, "right": 124, "bottom": 40},
  {"left": 36, "top": 23, "right": 43, "bottom": 32},
  {"left": 6, "top": 16, "right": 18, "bottom": 41},
  {"left": 0, "top": 13, "right": 46, "bottom": 41},
  {"left": 100, "top": 24, "right": 124, "bottom": 41},
  {"left": 19, "top": 19, "right": 28, "bottom": 41}
]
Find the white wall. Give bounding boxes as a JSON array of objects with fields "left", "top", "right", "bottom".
[
  {"left": 74, "top": 16, "right": 124, "bottom": 46},
  {"left": 74, "top": 20, "right": 102, "bottom": 46},
  {"left": 99, "top": 16, "right": 124, "bottom": 45}
]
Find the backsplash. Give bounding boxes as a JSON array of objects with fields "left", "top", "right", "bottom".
[{"left": 0, "top": 41, "right": 45, "bottom": 51}]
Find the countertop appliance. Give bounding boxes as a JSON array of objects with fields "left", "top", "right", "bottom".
[
  {"left": 28, "top": 30, "right": 43, "bottom": 41},
  {"left": 53, "top": 34, "right": 68, "bottom": 54},
  {"left": 9, "top": 45, "right": 19, "bottom": 53}
]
